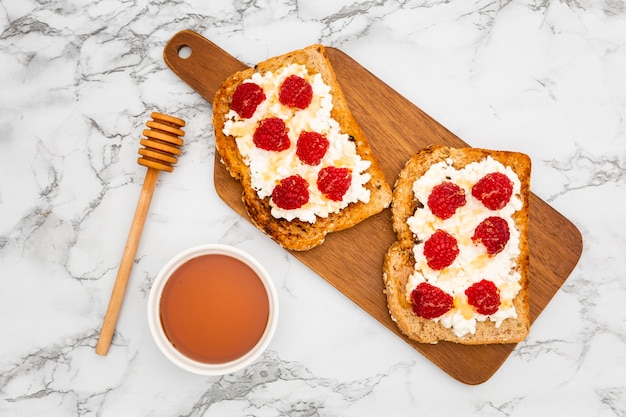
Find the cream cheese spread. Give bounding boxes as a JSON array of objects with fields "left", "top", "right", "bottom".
[
  {"left": 405, "top": 156, "right": 523, "bottom": 337},
  {"left": 222, "top": 63, "right": 371, "bottom": 223}
]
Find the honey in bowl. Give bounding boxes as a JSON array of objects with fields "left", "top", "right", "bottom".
[
  {"left": 148, "top": 244, "right": 278, "bottom": 375},
  {"left": 159, "top": 254, "right": 270, "bottom": 364}
]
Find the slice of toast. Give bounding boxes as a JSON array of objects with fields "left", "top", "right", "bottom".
[
  {"left": 383, "top": 145, "right": 531, "bottom": 344},
  {"left": 213, "top": 44, "right": 392, "bottom": 251}
]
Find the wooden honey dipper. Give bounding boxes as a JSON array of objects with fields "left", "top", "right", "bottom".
[{"left": 95, "top": 112, "right": 185, "bottom": 356}]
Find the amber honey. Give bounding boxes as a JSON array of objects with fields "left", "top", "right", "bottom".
[{"left": 159, "top": 254, "right": 270, "bottom": 364}]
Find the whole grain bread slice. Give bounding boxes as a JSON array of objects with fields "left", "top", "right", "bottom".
[
  {"left": 383, "top": 145, "right": 531, "bottom": 344},
  {"left": 212, "top": 44, "right": 392, "bottom": 251}
]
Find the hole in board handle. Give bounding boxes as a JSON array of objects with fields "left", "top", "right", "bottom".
[{"left": 177, "top": 45, "right": 192, "bottom": 59}]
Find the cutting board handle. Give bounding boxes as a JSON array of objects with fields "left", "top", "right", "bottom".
[{"left": 163, "top": 30, "right": 248, "bottom": 102}]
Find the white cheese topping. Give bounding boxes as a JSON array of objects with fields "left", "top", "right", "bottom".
[
  {"left": 405, "top": 156, "right": 523, "bottom": 337},
  {"left": 222, "top": 64, "right": 371, "bottom": 223}
]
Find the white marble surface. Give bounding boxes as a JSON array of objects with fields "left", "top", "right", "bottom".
[{"left": 1, "top": 0, "right": 625, "bottom": 415}]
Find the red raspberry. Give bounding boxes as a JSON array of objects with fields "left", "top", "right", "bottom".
[
  {"left": 231, "top": 82, "right": 266, "bottom": 118},
  {"left": 271, "top": 175, "right": 309, "bottom": 210},
  {"left": 296, "top": 131, "right": 329, "bottom": 165},
  {"left": 465, "top": 279, "right": 500, "bottom": 315},
  {"left": 472, "top": 216, "right": 510, "bottom": 255},
  {"left": 427, "top": 181, "right": 466, "bottom": 219},
  {"left": 317, "top": 166, "right": 352, "bottom": 201},
  {"left": 410, "top": 282, "right": 454, "bottom": 319},
  {"left": 472, "top": 172, "right": 513, "bottom": 210},
  {"left": 279, "top": 75, "right": 313, "bottom": 109},
  {"left": 423, "top": 230, "right": 459, "bottom": 270},
  {"left": 253, "top": 117, "right": 290, "bottom": 151}
]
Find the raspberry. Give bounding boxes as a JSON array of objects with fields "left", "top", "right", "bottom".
[
  {"left": 427, "top": 181, "right": 466, "bottom": 219},
  {"left": 472, "top": 172, "right": 513, "bottom": 210},
  {"left": 271, "top": 175, "right": 309, "bottom": 210},
  {"left": 279, "top": 75, "right": 313, "bottom": 109},
  {"left": 472, "top": 216, "right": 510, "bottom": 255},
  {"left": 465, "top": 279, "right": 501, "bottom": 315},
  {"left": 423, "top": 230, "right": 459, "bottom": 270},
  {"left": 253, "top": 117, "right": 290, "bottom": 151},
  {"left": 231, "top": 82, "right": 266, "bottom": 118},
  {"left": 317, "top": 166, "right": 352, "bottom": 201},
  {"left": 410, "top": 282, "right": 454, "bottom": 319},
  {"left": 296, "top": 131, "right": 329, "bottom": 165}
]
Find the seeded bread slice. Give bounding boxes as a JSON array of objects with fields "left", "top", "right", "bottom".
[
  {"left": 383, "top": 145, "right": 531, "bottom": 344},
  {"left": 212, "top": 44, "right": 392, "bottom": 251}
]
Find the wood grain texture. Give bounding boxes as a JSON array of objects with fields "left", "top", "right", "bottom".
[{"left": 163, "top": 30, "right": 583, "bottom": 385}]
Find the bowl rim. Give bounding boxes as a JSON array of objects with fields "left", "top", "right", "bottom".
[{"left": 147, "top": 243, "right": 279, "bottom": 375}]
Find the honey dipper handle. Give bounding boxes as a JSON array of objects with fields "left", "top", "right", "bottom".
[{"left": 95, "top": 167, "right": 160, "bottom": 355}]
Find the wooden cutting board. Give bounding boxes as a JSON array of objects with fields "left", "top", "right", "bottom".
[{"left": 163, "top": 30, "right": 583, "bottom": 385}]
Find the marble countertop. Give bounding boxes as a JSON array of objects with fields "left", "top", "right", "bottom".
[{"left": 1, "top": 1, "right": 625, "bottom": 415}]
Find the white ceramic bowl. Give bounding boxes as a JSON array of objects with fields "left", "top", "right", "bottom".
[{"left": 147, "top": 244, "right": 279, "bottom": 375}]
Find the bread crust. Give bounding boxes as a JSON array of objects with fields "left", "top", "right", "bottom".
[
  {"left": 383, "top": 145, "right": 531, "bottom": 344},
  {"left": 212, "top": 44, "right": 392, "bottom": 251}
]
